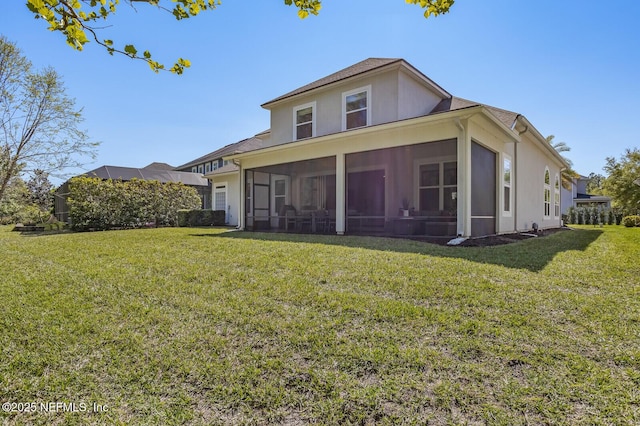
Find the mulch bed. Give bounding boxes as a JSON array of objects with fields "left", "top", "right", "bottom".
[{"left": 454, "top": 227, "right": 571, "bottom": 247}]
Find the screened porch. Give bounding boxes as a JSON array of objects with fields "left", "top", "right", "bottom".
[{"left": 243, "top": 139, "right": 461, "bottom": 237}]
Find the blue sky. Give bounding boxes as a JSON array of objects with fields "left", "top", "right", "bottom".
[{"left": 2, "top": 1, "right": 639, "bottom": 182}]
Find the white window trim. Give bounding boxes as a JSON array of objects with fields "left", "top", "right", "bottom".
[
  {"left": 502, "top": 154, "right": 512, "bottom": 217},
  {"left": 342, "top": 85, "right": 371, "bottom": 131},
  {"left": 554, "top": 174, "right": 560, "bottom": 218},
  {"left": 543, "top": 167, "right": 551, "bottom": 219},
  {"left": 293, "top": 101, "right": 316, "bottom": 141},
  {"left": 212, "top": 161, "right": 218, "bottom": 171}
]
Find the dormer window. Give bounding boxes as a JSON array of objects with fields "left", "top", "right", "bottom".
[
  {"left": 293, "top": 102, "right": 316, "bottom": 140},
  {"left": 342, "top": 85, "right": 371, "bottom": 130}
]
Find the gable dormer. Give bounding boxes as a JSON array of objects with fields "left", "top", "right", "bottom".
[{"left": 262, "top": 58, "right": 451, "bottom": 146}]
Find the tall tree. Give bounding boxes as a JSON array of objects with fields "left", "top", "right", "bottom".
[
  {"left": 25, "top": 0, "right": 454, "bottom": 73},
  {"left": 546, "top": 135, "right": 579, "bottom": 190},
  {"left": 602, "top": 148, "right": 640, "bottom": 212},
  {"left": 0, "top": 36, "right": 98, "bottom": 202}
]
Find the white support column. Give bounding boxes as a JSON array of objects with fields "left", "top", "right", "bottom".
[
  {"left": 456, "top": 119, "right": 472, "bottom": 237},
  {"left": 237, "top": 163, "right": 244, "bottom": 230},
  {"left": 335, "top": 153, "right": 346, "bottom": 235}
]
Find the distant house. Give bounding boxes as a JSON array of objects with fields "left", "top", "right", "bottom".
[
  {"left": 54, "top": 163, "right": 208, "bottom": 222},
  {"left": 194, "top": 58, "right": 567, "bottom": 237},
  {"left": 174, "top": 136, "right": 269, "bottom": 225},
  {"left": 561, "top": 175, "right": 611, "bottom": 214}
]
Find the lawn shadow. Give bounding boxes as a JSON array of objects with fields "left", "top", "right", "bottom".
[{"left": 190, "top": 228, "right": 604, "bottom": 273}]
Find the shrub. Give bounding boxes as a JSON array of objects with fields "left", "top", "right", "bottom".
[
  {"left": 68, "top": 177, "right": 201, "bottom": 231},
  {"left": 621, "top": 215, "right": 640, "bottom": 227},
  {"left": 177, "top": 209, "right": 226, "bottom": 227}
]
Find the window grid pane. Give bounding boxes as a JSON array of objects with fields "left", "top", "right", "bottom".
[{"left": 346, "top": 92, "right": 367, "bottom": 112}]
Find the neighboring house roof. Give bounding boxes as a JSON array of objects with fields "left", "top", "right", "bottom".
[
  {"left": 174, "top": 137, "right": 267, "bottom": 170},
  {"left": 82, "top": 165, "right": 208, "bottom": 186},
  {"left": 205, "top": 163, "right": 240, "bottom": 177},
  {"left": 142, "top": 162, "right": 175, "bottom": 171},
  {"left": 262, "top": 58, "right": 450, "bottom": 107}
]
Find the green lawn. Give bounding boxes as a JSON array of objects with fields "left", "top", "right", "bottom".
[{"left": 0, "top": 225, "right": 638, "bottom": 425}]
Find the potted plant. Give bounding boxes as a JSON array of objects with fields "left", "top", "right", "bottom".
[{"left": 401, "top": 197, "right": 410, "bottom": 217}]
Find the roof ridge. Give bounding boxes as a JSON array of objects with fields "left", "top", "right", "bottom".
[{"left": 262, "top": 58, "right": 403, "bottom": 107}]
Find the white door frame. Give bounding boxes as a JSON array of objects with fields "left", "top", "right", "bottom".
[{"left": 213, "top": 182, "right": 228, "bottom": 223}]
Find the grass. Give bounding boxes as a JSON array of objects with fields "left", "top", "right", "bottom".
[{"left": 0, "top": 225, "right": 638, "bottom": 425}]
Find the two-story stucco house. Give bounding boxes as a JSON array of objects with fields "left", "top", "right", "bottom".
[
  {"left": 204, "top": 58, "right": 567, "bottom": 237},
  {"left": 561, "top": 175, "right": 611, "bottom": 215}
]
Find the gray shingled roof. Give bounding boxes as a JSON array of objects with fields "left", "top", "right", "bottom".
[
  {"left": 431, "top": 96, "right": 520, "bottom": 129},
  {"left": 83, "top": 166, "right": 208, "bottom": 186},
  {"left": 174, "top": 137, "right": 267, "bottom": 170},
  {"left": 142, "top": 162, "right": 175, "bottom": 171},
  {"left": 262, "top": 58, "right": 451, "bottom": 107}
]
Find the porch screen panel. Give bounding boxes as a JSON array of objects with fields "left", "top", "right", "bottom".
[
  {"left": 253, "top": 171, "right": 270, "bottom": 230},
  {"left": 471, "top": 142, "right": 496, "bottom": 236}
]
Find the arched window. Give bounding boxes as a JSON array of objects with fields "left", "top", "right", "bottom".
[
  {"left": 554, "top": 174, "right": 560, "bottom": 218},
  {"left": 543, "top": 168, "right": 551, "bottom": 218}
]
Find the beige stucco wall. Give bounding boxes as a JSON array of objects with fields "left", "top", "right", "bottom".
[
  {"left": 466, "top": 116, "right": 516, "bottom": 234},
  {"left": 515, "top": 132, "right": 563, "bottom": 231},
  {"left": 267, "top": 68, "right": 446, "bottom": 146},
  {"left": 397, "top": 69, "right": 443, "bottom": 120},
  {"left": 210, "top": 173, "right": 240, "bottom": 226}
]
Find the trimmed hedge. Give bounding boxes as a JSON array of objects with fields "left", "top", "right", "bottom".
[
  {"left": 177, "top": 209, "right": 226, "bottom": 227},
  {"left": 68, "top": 177, "right": 202, "bottom": 231}
]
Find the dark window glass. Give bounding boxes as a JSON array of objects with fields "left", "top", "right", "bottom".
[
  {"left": 296, "top": 123, "right": 312, "bottom": 139},
  {"left": 419, "top": 188, "right": 439, "bottom": 211},
  {"left": 346, "top": 110, "right": 367, "bottom": 129},
  {"left": 420, "top": 164, "right": 439, "bottom": 187},
  {"left": 346, "top": 92, "right": 367, "bottom": 111},
  {"left": 443, "top": 187, "right": 457, "bottom": 212},
  {"left": 443, "top": 162, "right": 457, "bottom": 185},
  {"left": 504, "top": 187, "right": 510, "bottom": 212}
]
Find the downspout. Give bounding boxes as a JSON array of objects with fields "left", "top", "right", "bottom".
[{"left": 233, "top": 159, "right": 243, "bottom": 230}]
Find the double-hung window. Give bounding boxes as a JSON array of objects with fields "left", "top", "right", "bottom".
[
  {"left": 293, "top": 102, "right": 315, "bottom": 140},
  {"left": 503, "top": 156, "right": 512, "bottom": 215},
  {"left": 342, "top": 86, "right": 371, "bottom": 130},
  {"left": 544, "top": 168, "right": 551, "bottom": 218}
]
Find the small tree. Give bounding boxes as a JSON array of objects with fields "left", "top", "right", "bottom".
[
  {"left": 26, "top": 169, "right": 53, "bottom": 222},
  {"left": 0, "top": 36, "right": 98, "bottom": 203},
  {"left": 602, "top": 148, "right": 640, "bottom": 213}
]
